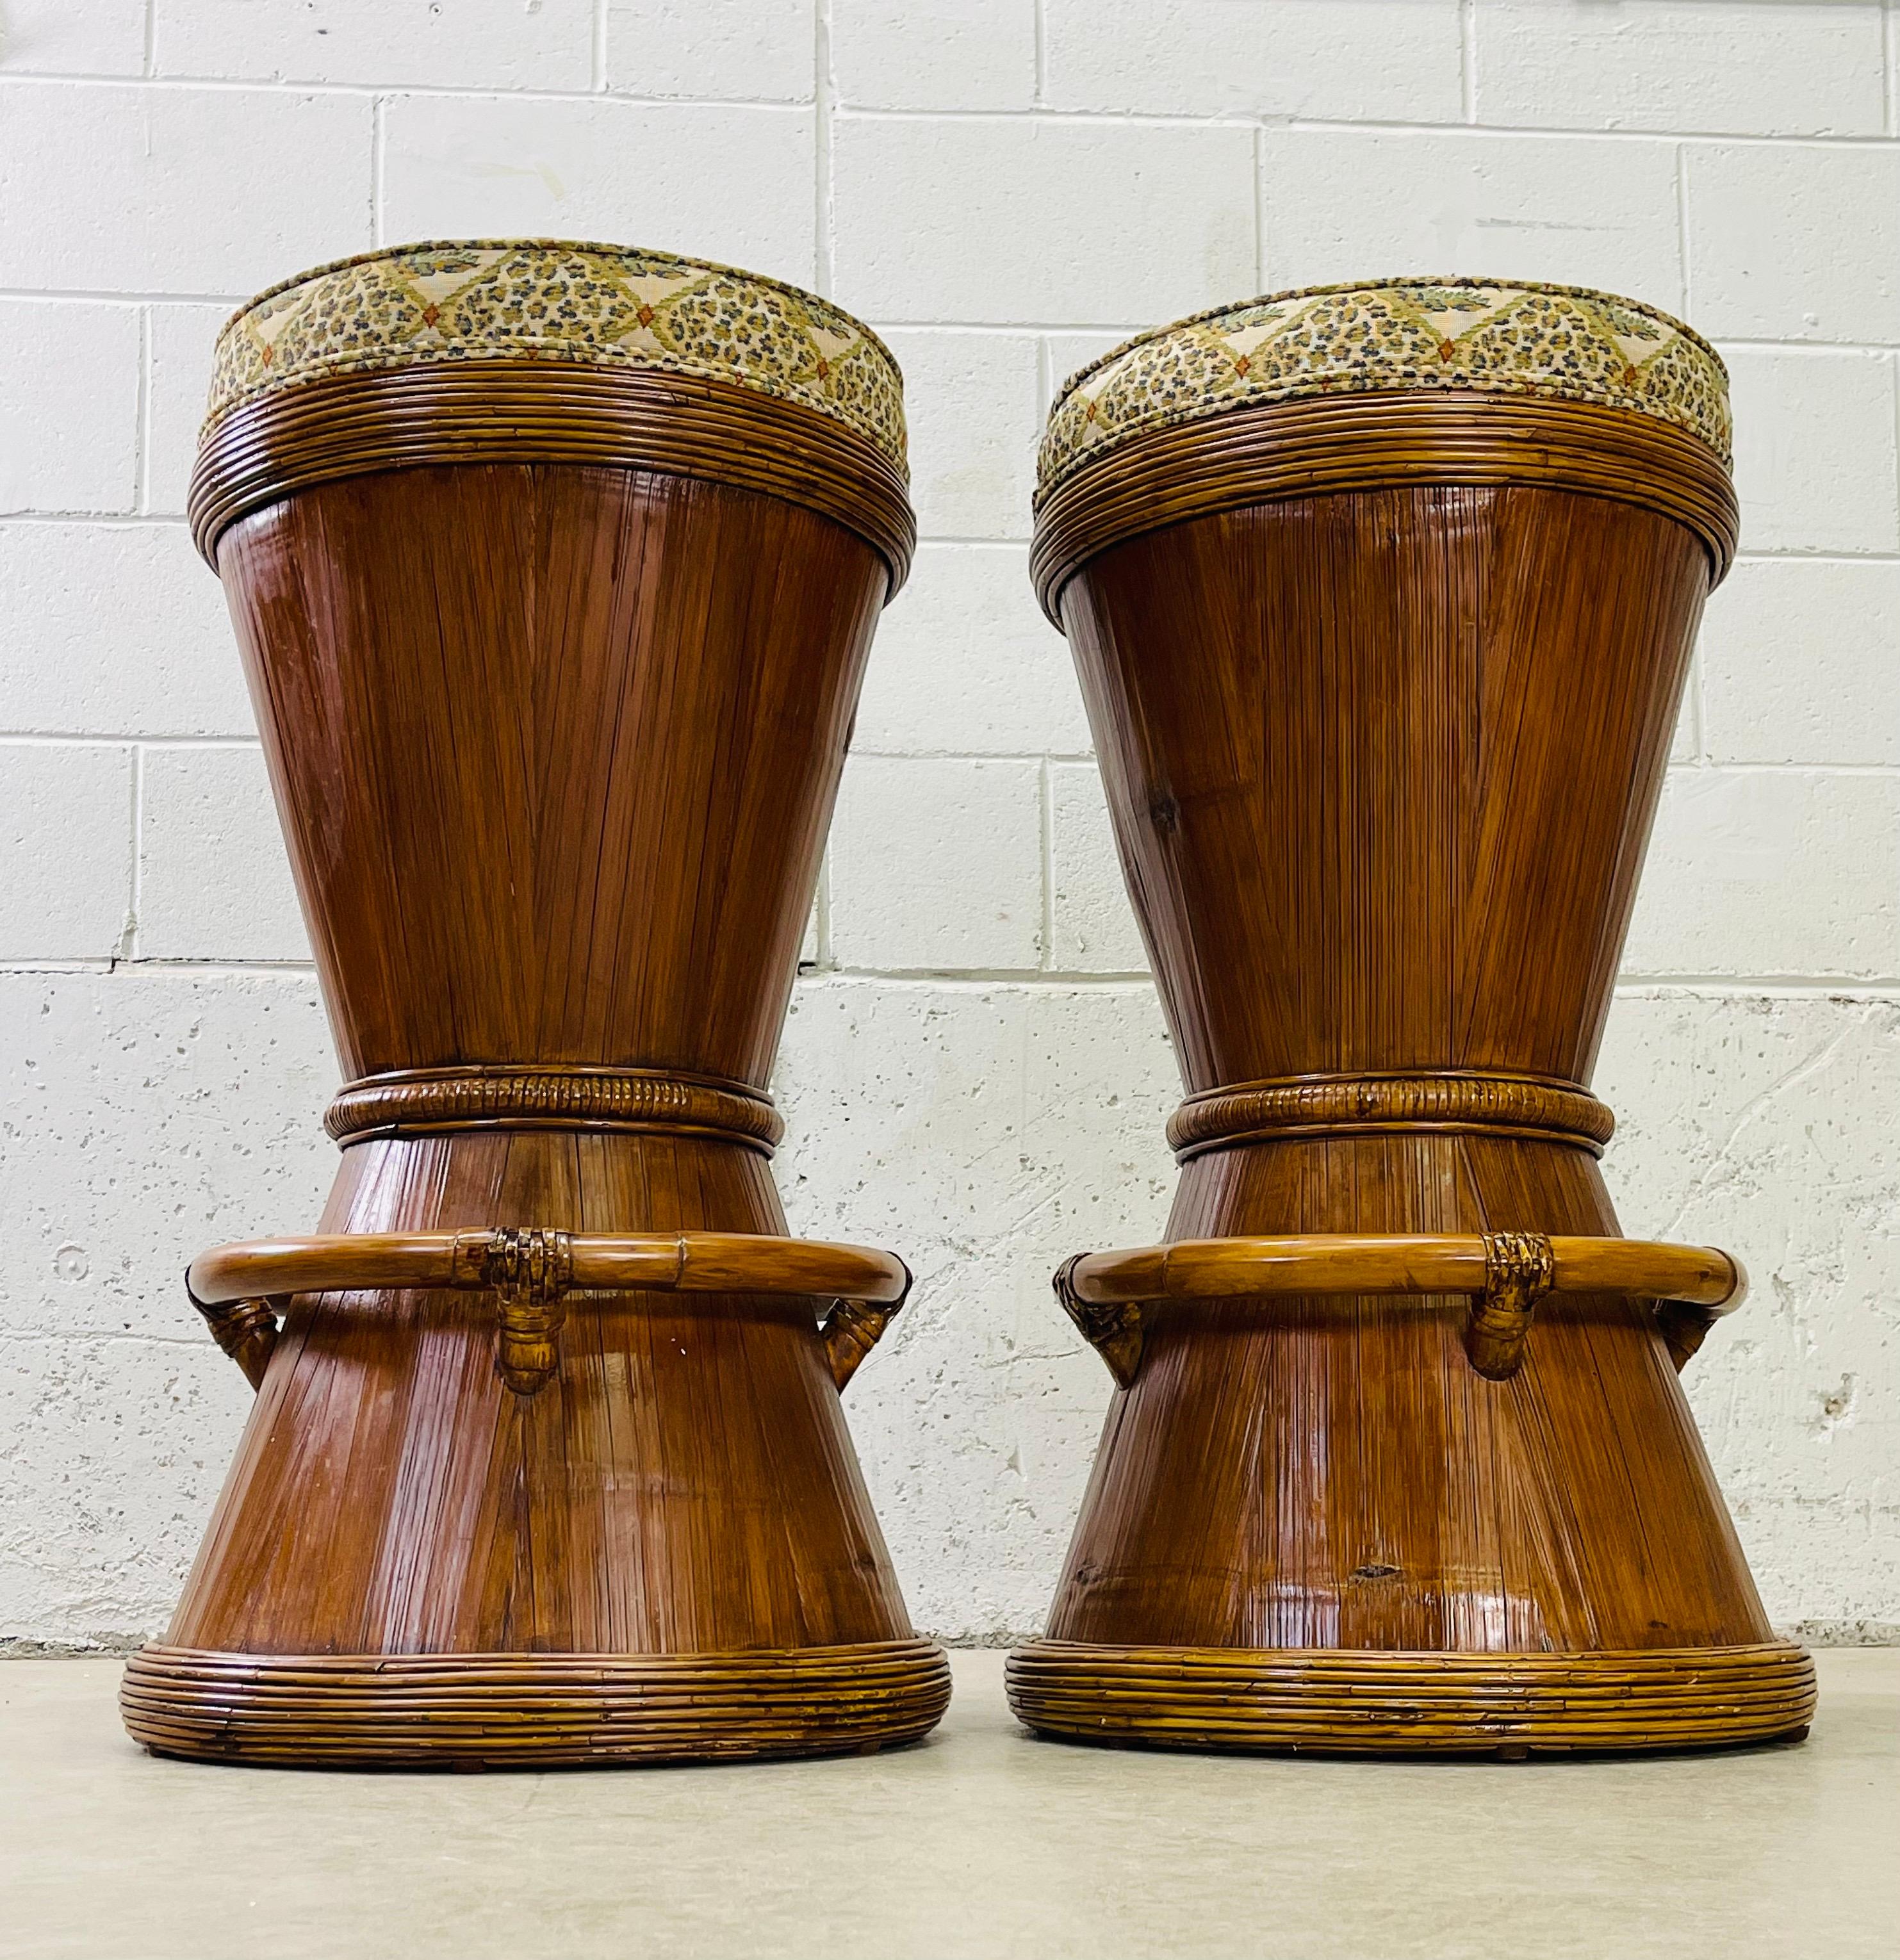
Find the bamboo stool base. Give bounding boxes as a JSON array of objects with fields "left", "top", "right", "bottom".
[
  {"left": 1006, "top": 1639, "right": 1815, "bottom": 1757},
  {"left": 122, "top": 1638, "right": 951, "bottom": 1770}
]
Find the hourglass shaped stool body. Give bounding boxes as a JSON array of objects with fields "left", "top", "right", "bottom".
[
  {"left": 121, "top": 240, "right": 949, "bottom": 1768},
  {"left": 1009, "top": 278, "right": 1814, "bottom": 1756}
]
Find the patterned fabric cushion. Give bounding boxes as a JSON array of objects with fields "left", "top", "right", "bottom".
[
  {"left": 1040, "top": 277, "right": 1729, "bottom": 502},
  {"left": 204, "top": 238, "right": 906, "bottom": 474}
]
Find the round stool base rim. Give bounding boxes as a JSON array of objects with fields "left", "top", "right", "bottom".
[
  {"left": 122, "top": 1638, "right": 951, "bottom": 1770},
  {"left": 1006, "top": 1638, "right": 1815, "bottom": 1757}
]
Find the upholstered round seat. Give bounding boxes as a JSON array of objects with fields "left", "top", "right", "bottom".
[
  {"left": 203, "top": 237, "right": 906, "bottom": 473},
  {"left": 1038, "top": 276, "right": 1728, "bottom": 505},
  {"left": 189, "top": 240, "right": 913, "bottom": 583}
]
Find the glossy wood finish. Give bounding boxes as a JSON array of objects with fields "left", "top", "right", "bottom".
[
  {"left": 1055, "top": 1230, "right": 1745, "bottom": 1389},
  {"left": 190, "top": 362, "right": 915, "bottom": 587},
  {"left": 1030, "top": 389, "right": 1738, "bottom": 623},
  {"left": 164, "top": 1131, "right": 921, "bottom": 1659},
  {"left": 222, "top": 464, "right": 890, "bottom": 1088},
  {"left": 1166, "top": 1069, "right": 1616, "bottom": 1158},
  {"left": 1065, "top": 1234, "right": 1743, "bottom": 1313},
  {"left": 187, "top": 1229, "right": 912, "bottom": 1312},
  {"left": 186, "top": 1227, "right": 912, "bottom": 1398},
  {"left": 123, "top": 1642, "right": 951, "bottom": 1768},
  {"left": 1013, "top": 391, "right": 1812, "bottom": 1755},
  {"left": 1006, "top": 1643, "right": 1816, "bottom": 1757},
  {"left": 127, "top": 365, "right": 949, "bottom": 1768}
]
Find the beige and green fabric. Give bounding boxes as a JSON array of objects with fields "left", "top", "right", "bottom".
[
  {"left": 1039, "top": 277, "right": 1729, "bottom": 503},
  {"left": 204, "top": 238, "right": 907, "bottom": 475}
]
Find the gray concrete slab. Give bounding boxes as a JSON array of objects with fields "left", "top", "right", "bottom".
[{"left": 1, "top": 1649, "right": 1894, "bottom": 1959}]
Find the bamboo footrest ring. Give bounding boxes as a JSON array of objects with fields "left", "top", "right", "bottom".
[
  {"left": 1053, "top": 1231, "right": 1745, "bottom": 1387},
  {"left": 186, "top": 1229, "right": 912, "bottom": 1398}
]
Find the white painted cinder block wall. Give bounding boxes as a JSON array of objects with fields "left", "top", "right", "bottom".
[{"left": 1, "top": 0, "right": 1896, "bottom": 1647}]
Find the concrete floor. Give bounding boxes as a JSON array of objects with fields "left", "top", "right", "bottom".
[{"left": 1, "top": 1650, "right": 1894, "bottom": 1960}]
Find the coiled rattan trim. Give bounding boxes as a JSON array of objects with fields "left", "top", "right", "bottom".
[
  {"left": 1007, "top": 1639, "right": 1814, "bottom": 1756},
  {"left": 191, "top": 361, "right": 916, "bottom": 591},
  {"left": 1032, "top": 389, "right": 1739, "bottom": 625},
  {"left": 325, "top": 1065, "right": 785, "bottom": 1152},
  {"left": 1168, "top": 1071, "right": 1615, "bottom": 1161},
  {"left": 124, "top": 1638, "right": 951, "bottom": 1768}
]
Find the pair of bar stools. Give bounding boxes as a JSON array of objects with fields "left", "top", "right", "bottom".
[{"left": 120, "top": 241, "right": 1814, "bottom": 1768}]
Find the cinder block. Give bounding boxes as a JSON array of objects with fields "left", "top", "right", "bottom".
[
  {"left": 777, "top": 977, "right": 1170, "bottom": 1258},
  {"left": 833, "top": 115, "right": 1256, "bottom": 325},
  {"left": 1259, "top": 127, "right": 1682, "bottom": 302},
  {"left": 146, "top": 302, "right": 229, "bottom": 518},
  {"left": 153, "top": 0, "right": 594, "bottom": 88},
  {"left": 774, "top": 974, "right": 1177, "bottom": 1636},
  {"left": 856, "top": 544, "right": 1087, "bottom": 756},
  {"left": 381, "top": 95, "right": 816, "bottom": 288},
  {"left": 1701, "top": 559, "right": 1900, "bottom": 766},
  {"left": 1474, "top": 0, "right": 1885, "bottom": 136},
  {"left": 0, "top": 0, "right": 145, "bottom": 74},
  {"left": 0, "top": 302, "right": 139, "bottom": 515},
  {"left": 828, "top": 755, "right": 1042, "bottom": 970},
  {"left": 1596, "top": 986, "right": 1900, "bottom": 1622},
  {"left": 137, "top": 746, "right": 309, "bottom": 963},
  {"left": 1688, "top": 142, "right": 1900, "bottom": 343},
  {"left": 0, "top": 744, "right": 132, "bottom": 960},
  {"left": 0, "top": 970, "right": 334, "bottom": 1343},
  {"left": 0, "top": 524, "right": 246, "bottom": 737},
  {"left": 0, "top": 967, "right": 334, "bottom": 1644},
  {"left": 0, "top": 1333, "right": 256, "bottom": 1643},
  {"left": 605, "top": 0, "right": 814, "bottom": 103},
  {"left": 1048, "top": 763, "right": 1147, "bottom": 975},
  {"left": 833, "top": 0, "right": 1036, "bottom": 111},
  {"left": 0, "top": 83, "right": 372, "bottom": 295},
  {"left": 154, "top": 0, "right": 584, "bottom": 89},
  {"left": 1724, "top": 347, "right": 1899, "bottom": 554},
  {"left": 1045, "top": 0, "right": 1462, "bottom": 121},
  {"left": 1622, "top": 767, "right": 1900, "bottom": 981},
  {"left": 880, "top": 331, "right": 1039, "bottom": 539}
]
